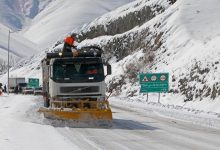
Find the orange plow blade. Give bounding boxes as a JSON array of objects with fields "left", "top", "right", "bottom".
[{"left": 38, "top": 100, "right": 112, "bottom": 127}]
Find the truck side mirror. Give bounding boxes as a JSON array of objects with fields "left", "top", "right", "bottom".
[{"left": 107, "top": 64, "right": 112, "bottom": 75}]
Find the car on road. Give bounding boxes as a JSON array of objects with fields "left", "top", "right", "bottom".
[
  {"left": 33, "top": 87, "right": 43, "bottom": 95},
  {"left": 18, "top": 83, "right": 27, "bottom": 93},
  {"left": 22, "top": 87, "right": 34, "bottom": 95}
]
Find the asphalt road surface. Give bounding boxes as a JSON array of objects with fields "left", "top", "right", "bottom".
[{"left": 57, "top": 105, "right": 220, "bottom": 150}]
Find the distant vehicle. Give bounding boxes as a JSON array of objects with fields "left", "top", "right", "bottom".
[
  {"left": 9, "top": 78, "right": 25, "bottom": 93},
  {"left": 33, "top": 87, "right": 43, "bottom": 95},
  {"left": 22, "top": 87, "right": 34, "bottom": 95},
  {"left": 17, "top": 83, "right": 27, "bottom": 93},
  {"left": 9, "top": 87, "right": 15, "bottom": 93}
]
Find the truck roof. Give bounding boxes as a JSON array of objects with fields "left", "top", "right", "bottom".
[{"left": 46, "top": 46, "right": 103, "bottom": 59}]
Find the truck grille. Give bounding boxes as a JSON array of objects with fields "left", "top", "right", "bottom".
[{"left": 60, "top": 86, "right": 99, "bottom": 93}]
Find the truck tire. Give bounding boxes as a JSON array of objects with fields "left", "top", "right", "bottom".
[{"left": 44, "top": 99, "right": 50, "bottom": 107}]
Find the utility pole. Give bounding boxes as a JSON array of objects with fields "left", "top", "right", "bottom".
[
  {"left": 7, "top": 29, "right": 20, "bottom": 95},
  {"left": 7, "top": 30, "right": 11, "bottom": 95}
]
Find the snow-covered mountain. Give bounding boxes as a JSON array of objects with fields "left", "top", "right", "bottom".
[
  {"left": 0, "top": 0, "right": 51, "bottom": 71},
  {"left": 1, "top": 0, "right": 220, "bottom": 112},
  {"left": 0, "top": 0, "right": 51, "bottom": 30},
  {"left": 53, "top": 0, "right": 220, "bottom": 110},
  {"left": 0, "top": 0, "right": 133, "bottom": 73},
  {"left": 0, "top": 23, "right": 39, "bottom": 73},
  {"left": 76, "top": 0, "right": 220, "bottom": 106},
  {"left": 22, "top": 0, "right": 135, "bottom": 49}
]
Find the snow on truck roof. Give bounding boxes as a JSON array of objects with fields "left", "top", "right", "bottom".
[{"left": 46, "top": 46, "right": 103, "bottom": 59}]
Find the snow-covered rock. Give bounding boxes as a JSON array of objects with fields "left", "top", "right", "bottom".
[{"left": 75, "top": 0, "right": 220, "bottom": 103}]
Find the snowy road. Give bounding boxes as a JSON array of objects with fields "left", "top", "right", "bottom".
[{"left": 1, "top": 95, "right": 220, "bottom": 150}]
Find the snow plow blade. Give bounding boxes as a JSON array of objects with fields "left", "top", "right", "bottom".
[{"left": 38, "top": 100, "right": 112, "bottom": 128}]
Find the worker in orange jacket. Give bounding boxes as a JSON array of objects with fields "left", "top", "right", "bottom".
[{"left": 62, "top": 35, "right": 76, "bottom": 53}]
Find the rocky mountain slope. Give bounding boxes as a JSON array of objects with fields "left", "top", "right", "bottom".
[{"left": 73, "top": 0, "right": 220, "bottom": 102}]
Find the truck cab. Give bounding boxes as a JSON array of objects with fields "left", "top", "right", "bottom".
[
  {"left": 40, "top": 47, "right": 112, "bottom": 126},
  {"left": 42, "top": 47, "right": 111, "bottom": 107}
]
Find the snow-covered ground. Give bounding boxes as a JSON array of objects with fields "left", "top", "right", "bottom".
[
  {"left": 110, "top": 95, "right": 220, "bottom": 129},
  {"left": 0, "top": 95, "right": 79, "bottom": 150},
  {"left": 1, "top": 0, "right": 219, "bottom": 114},
  {"left": 0, "top": 2, "right": 220, "bottom": 149},
  {"left": 0, "top": 94, "right": 220, "bottom": 150}
]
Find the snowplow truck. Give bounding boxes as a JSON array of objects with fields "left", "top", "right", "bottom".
[{"left": 39, "top": 46, "right": 112, "bottom": 127}]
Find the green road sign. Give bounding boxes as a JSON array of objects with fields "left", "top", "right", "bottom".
[
  {"left": 139, "top": 73, "right": 169, "bottom": 93},
  {"left": 28, "top": 78, "right": 39, "bottom": 88}
]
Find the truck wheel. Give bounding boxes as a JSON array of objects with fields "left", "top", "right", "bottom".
[{"left": 44, "top": 99, "right": 50, "bottom": 107}]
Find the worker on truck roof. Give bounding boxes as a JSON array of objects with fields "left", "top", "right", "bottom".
[{"left": 62, "top": 34, "right": 78, "bottom": 53}]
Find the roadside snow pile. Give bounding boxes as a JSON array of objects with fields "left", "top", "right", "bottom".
[
  {"left": 110, "top": 96, "right": 220, "bottom": 129},
  {"left": 0, "top": 95, "right": 80, "bottom": 150}
]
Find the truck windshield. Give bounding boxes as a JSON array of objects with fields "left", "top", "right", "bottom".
[{"left": 53, "top": 62, "right": 104, "bottom": 83}]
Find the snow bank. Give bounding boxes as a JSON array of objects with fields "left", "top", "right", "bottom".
[
  {"left": 110, "top": 96, "right": 220, "bottom": 129},
  {"left": 0, "top": 95, "right": 80, "bottom": 150}
]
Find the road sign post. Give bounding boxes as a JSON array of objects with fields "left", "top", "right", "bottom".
[{"left": 139, "top": 73, "right": 169, "bottom": 103}]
